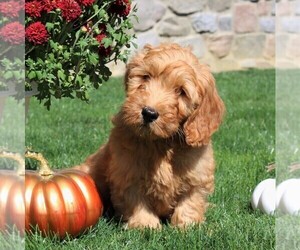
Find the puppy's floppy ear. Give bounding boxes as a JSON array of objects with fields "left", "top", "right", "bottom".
[{"left": 183, "top": 67, "right": 225, "bottom": 147}]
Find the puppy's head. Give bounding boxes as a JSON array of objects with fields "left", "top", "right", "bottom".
[{"left": 118, "top": 43, "right": 225, "bottom": 146}]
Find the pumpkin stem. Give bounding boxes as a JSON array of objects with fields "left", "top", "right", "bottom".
[
  {"left": 266, "top": 163, "right": 275, "bottom": 172},
  {"left": 0, "top": 151, "right": 25, "bottom": 175},
  {"left": 25, "top": 151, "right": 54, "bottom": 176},
  {"left": 267, "top": 162, "right": 300, "bottom": 173},
  {"left": 289, "top": 162, "right": 300, "bottom": 172}
]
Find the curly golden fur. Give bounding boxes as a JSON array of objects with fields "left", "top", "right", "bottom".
[{"left": 77, "top": 43, "right": 225, "bottom": 229}]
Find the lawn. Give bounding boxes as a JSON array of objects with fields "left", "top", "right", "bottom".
[{"left": 24, "top": 69, "right": 275, "bottom": 249}]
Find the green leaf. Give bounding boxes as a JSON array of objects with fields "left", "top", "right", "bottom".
[
  {"left": 93, "top": 4, "right": 99, "bottom": 12},
  {"left": 112, "top": 32, "right": 121, "bottom": 41},
  {"left": 106, "top": 23, "right": 114, "bottom": 34},
  {"left": 102, "top": 37, "right": 112, "bottom": 48},
  {"left": 45, "top": 22, "right": 54, "bottom": 32},
  {"left": 48, "top": 53, "right": 55, "bottom": 61},
  {"left": 50, "top": 41, "right": 58, "bottom": 50},
  {"left": 3, "top": 71, "right": 13, "bottom": 79},
  {"left": 56, "top": 62, "right": 62, "bottom": 69},
  {"left": 98, "top": 9, "right": 107, "bottom": 20},
  {"left": 57, "top": 70, "right": 66, "bottom": 81},
  {"left": 48, "top": 73, "right": 56, "bottom": 80},
  {"left": 78, "top": 39, "right": 88, "bottom": 48},
  {"left": 27, "top": 71, "right": 36, "bottom": 80},
  {"left": 76, "top": 75, "right": 83, "bottom": 85},
  {"left": 36, "top": 71, "right": 43, "bottom": 80},
  {"left": 88, "top": 53, "right": 99, "bottom": 66},
  {"left": 63, "top": 52, "right": 70, "bottom": 60},
  {"left": 75, "top": 29, "right": 81, "bottom": 42}
]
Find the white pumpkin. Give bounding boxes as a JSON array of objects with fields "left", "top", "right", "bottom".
[
  {"left": 277, "top": 179, "right": 300, "bottom": 215},
  {"left": 251, "top": 178, "right": 300, "bottom": 215},
  {"left": 251, "top": 178, "right": 276, "bottom": 215}
]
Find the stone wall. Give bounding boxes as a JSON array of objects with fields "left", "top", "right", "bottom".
[
  {"left": 133, "top": 0, "right": 277, "bottom": 73},
  {"left": 110, "top": 0, "right": 300, "bottom": 74},
  {"left": 113, "top": 0, "right": 300, "bottom": 75}
]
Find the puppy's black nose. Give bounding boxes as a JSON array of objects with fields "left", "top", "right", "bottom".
[{"left": 142, "top": 106, "right": 159, "bottom": 123}]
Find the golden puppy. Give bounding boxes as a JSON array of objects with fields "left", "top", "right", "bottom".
[{"left": 77, "top": 43, "right": 225, "bottom": 229}]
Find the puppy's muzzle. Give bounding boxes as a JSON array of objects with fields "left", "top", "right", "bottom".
[{"left": 142, "top": 106, "right": 159, "bottom": 124}]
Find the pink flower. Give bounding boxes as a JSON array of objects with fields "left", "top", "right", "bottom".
[
  {"left": 0, "top": 21, "right": 24, "bottom": 45},
  {"left": 42, "top": 0, "right": 58, "bottom": 13},
  {"left": 25, "top": 0, "right": 44, "bottom": 18},
  {"left": 25, "top": 21, "right": 49, "bottom": 45},
  {"left": 76, "top": 0, "right": 95, "bottom": 7},
  {"left": 0, "top": 1, "right": 23, "bottom": 18},
  {"left": 56, "top": 0, "right": 82, "bottom": 22}
]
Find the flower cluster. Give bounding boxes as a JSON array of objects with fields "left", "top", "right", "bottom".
[
  {"left": 0, "top": 21, "right": 24, "bottom": 45},
  {"left": 23, "top": 0, "right": 136, "bottom": 109},
  {"left": 0, "top": 1, "right": 23, "bottom": 18},
  {"left": 0, "top": 0, "right": 136, "bottom": 106},
  {"left": 25, "top": 22, "right": 48, "bottom": 45},
  {"left": 0, "top": 0, "right": 25, "bottom": 93},
  {"left": 0, "top": 1, "right": 24, "bottom": 45},
  {"left": 25, "top": 0, "right": 132, "bottom": 50}
]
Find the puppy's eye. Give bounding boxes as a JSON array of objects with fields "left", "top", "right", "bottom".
[
  {"left": 177, "top": 87, "right": 187, "bottom": 97},
  {"left": 142, "top": 74, "right": 150, "bottom": 81},
  {"left": 180, "top": 88, "right": 187, "bottom": 96}
]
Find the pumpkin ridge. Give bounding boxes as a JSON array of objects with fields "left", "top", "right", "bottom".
[
  {"left": 55, "top": 174, "right": 88, "bottom": 237},
  {"left": 42, "top": 180, "right": 67, "bottom": 238}
]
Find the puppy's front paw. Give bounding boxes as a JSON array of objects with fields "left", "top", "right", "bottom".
[
  {"left": 171, "top": 206, "right": 205, "bottom": 229},
  {"left": 127, "top": 210, "right": 161, "bottom": 229}
]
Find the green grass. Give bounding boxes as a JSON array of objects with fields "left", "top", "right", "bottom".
[{"left": 24, "top": 69, "right": 275, "bottom": 249}]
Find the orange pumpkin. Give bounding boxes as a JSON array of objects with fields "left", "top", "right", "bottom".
[
  {"left": 0, "top": 151, "right": 103, "bottom": 238},
  {"left": 0, "top": 152, "right": 25, "bottom": 235}
]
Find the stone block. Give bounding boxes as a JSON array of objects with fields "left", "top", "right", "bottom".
[
  {"left": 286, "top": 36, "right": 300, "bottom": 59},
  {"left": 281, "top": 17, "right": 300, "bottom": 33},
  {"left": 276, "top": 1, "right": 291, "bottom": 16},
  {"left": 173, "top": 35, "right": 205, "bottom": 58},
  {"left": 191, "top": 12, "right": 218, "bottom": 33},
  {"left": 218, "top": 15, "right": 232, "bottom": 31},
  {"left": 108, "top": 61, "right": 126, "bottom": 76},
  {"left": 276, "top": 60, "right": 297, "bottom": 69},
  {"left": 295, "top": 0, "right": 300, "bottom": 16},
  {"left": 169, "top": 0, "right": 206, "bottom": 15},
  {"left": 260, "top": 17, "right": 275, "bottom": 33},
  {"left": 257, "top": 0, "right": 272, "bottom": 16},
  {"left": 256, "top": 60, "right": 274, "bottom": 69},
  {"left": 276, "top": 34, "right": 289, "bottom": 59},
  {"left": 240, "top": 59, "right": 273, "bottom": 69},
  {"left": 240, "top": 59, "right": 257, "bottom": 69},
  {"left": 264, "top": 35, "right": 275, "bottom": 59},
  {"left": 207, "top": 33, "right": 233, "bottom": 58},
  {"left": 158, "top": 16, "right": 192, "bottom": 37},
  {"left": 233, "top": 3, "right": 258, "bottom": 33},
  {"left": 133, "top": 0, "right": 167, "bottom": 32},
  {"left": 233, "top": 34, "right": 266, "bottom": 59},
  {"left": 208, "top": 0, "right": 232, "bottom": 12},
  {"left": 135, "top": 30, "right": 161, "bottom": 50},
  {"left": 213, "top": 59, "right": 240, "bottom": 72}
]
